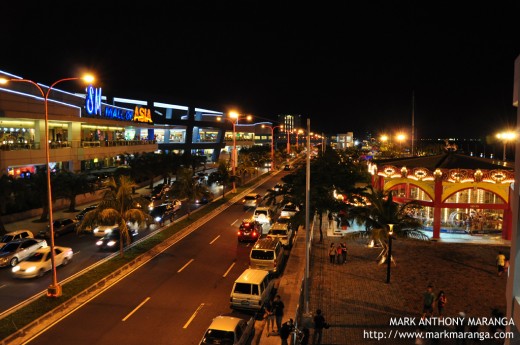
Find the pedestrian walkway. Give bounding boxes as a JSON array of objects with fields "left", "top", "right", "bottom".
[{"left": 256, "top": 212, "right": 511, "bottom": 345}]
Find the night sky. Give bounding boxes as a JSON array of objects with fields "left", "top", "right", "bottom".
[{"left": 1, "top": 2, "right": 519, "bottom": 140}]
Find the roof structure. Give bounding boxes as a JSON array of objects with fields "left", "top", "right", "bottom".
[{"left": 373, "top": 151, "right": 513, "bottom": 171}]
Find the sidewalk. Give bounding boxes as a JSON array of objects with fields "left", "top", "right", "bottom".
[{"left": 257, "top": 213, "right": 511, "bottom": 345}]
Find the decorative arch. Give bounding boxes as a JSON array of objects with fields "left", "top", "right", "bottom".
[
  {"left": 384, "top": 178, "right": 434, "bottom": 201},
  {"left": 442, "top": 183, "right": 509, "bottom": 204}
]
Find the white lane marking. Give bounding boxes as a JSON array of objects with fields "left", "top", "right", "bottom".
[
  {"left": 231, "top": 219, "right": 238, "bottom": 226},
  {"left": 177, "top": 259, "right": 194, "bottom": 273},
  {"left": 223, "top": 262, "right": 235, "bottom": 277},
  {"left": 183, "top": 303, "right": 205, "bottom": 329},
  {"left": 209, "top": 235, "right": 220, "bottom": 244},
  {"left": 122, "top": 297, "right": 151, "bottom": 321}
]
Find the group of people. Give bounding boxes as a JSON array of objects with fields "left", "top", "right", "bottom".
[
  {"left": 328, "top": 242, "right": 347, "bottom": 264},
  {"left": 264, "top": 294, "right": 328, "bottom": 345},
  {"left": 422, "top": 284, "right": 448, "bottom": 319}
]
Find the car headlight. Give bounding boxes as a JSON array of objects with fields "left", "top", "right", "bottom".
[
  {"left": 11, "top": 266, "right": 20, "bottom": 272},
  {"left": 107, "top": 240, "right": 117, "bottom": 247},
  {"left": 96, "top": 240, "right": 103, "bottom": 246},
  {"left": 25, "top": 266, "right": 36, "bottom": 273},
  {"left": 155, "top": 216, "right": 161, "bottom": 222}
]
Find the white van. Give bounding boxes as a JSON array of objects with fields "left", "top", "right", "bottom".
[
  {"left": 230, "top": 268, "right": 274, "bottom": 312},
  {"left": 249, "top": 238, "right": 285, "bottom": 275}
]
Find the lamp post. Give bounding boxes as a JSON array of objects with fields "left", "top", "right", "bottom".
[
  {"left": 262, "top": 124, "right": 282, "bottom": 171},
  {"left": 222, "top": 111, "right": 252, "bottom": 192},
  {"left": 285, "top": 126, "right": 291, "bottom": 154},
  {"left": 0, "top": 75, "right": 94, "bottom": 297},
  {"left": 396, "top": 134, "right": 406, "bottom": 156},
  {"left": 386, "top": 224, "right": 395, "bottom": 284},
  {"left": 496, "top": 131, "right": 517, "bottom": 161}
]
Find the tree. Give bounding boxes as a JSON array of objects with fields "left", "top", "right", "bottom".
[
  {"left": 169, "top": 167, "right": 211, "bottom": 218},
  {"left": 207, "top": 160, "right": 231, "bottom": 199},
  {"left": 77, "top": 175, "right": 148, "bottom": 256},
  {"left": 0, "top": 174, "right": 15, "bottom": 234},
  {"left": 344, "top": 185, "right": 429, "bottom": 261},
  {"left": 54, "top": 171, "right": 95, "bottom": 212}
]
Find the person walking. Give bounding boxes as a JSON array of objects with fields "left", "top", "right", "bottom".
[
  {"left": 279, "top": 318, "right": 294, "bottom": 345},
  {"left": 422, "top": 284, "right": 435, "bottom": 319},
  {"left": 272, "top": 294, "right": 285, "bottom": 333},
  {"left": 327, "top": 211, "right": 333, "bottom": 229},
  {"left": 341, "top": 242, "right": 347, "bottom": 263},
  {"left": 329, "top": 243, "right": 336, "bottom": 264},
  {"left": 312, "top": 309, "right": 326, "bottom": 345},
  {"left": 496, "top": 251, "right": 506, "bottom": 276},
  {"left": 336, "top": 243, "right": 343, "bottom": 264},
  {"left": 436, "top": 290, "right": 447, "bottom": 318},
  {"left": 264, "top": 297, "right": 275, "bottom": 335}
]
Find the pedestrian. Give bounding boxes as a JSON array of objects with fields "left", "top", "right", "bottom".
[
  {"left": 422, "top": 284, "right": 435, "bottom": 319},
  {"left": 329, "top": 243, "right": 336, "bottom": 264},
  {"left": 496, "top": 251, "right": 506, "bottom": 276},
  {"left": 436, "top": 290, "right": 447, "bottom": 318},
  {"left": 272, "top": 294, "right": 285, "bottom": 333},
  {"left": 327, "top": 211, "right": 333, "bottom": 229},
  {"left": 341, "top": 242, "right": 347, "bottom": 263},
  {"left": 279, "top": 318, "right": 294, "bottom": 345},
  {"left": 336, "top": 243, "right": 342, "bottom": 264},
  {"left": 312, "top": 309, "right": 327, "bottom": 345},
  {"left": 455, "top": 312, "right": 467, "bottom": 345},
  {"left": 264, "top": 297, "right": 275, "bottom": 335}
]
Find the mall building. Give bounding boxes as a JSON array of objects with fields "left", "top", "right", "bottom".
[{"left": 0, "top": 69, "right": 291, "bottom": 178}]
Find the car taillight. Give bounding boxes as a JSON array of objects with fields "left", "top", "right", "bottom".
[
  {"left": 237, "top": 231, "right": 242, "bottom": 236},
  {"left": 253, "top": 232, "right": 258, "bottom": 237},
  {"left": 273, "top": 260, "right": 277, "bottom": 268}
]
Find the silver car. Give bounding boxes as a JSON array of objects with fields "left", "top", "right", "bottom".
[{"left": 0, "top": 238, "right": 47, "bottom": 267}]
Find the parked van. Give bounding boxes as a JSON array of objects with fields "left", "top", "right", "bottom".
[
  {"left": 230, "top": 268, "right": 274, "bottom": 312},
  {"left": 249, "top": 238, "right": 285, "bottom": 275}
]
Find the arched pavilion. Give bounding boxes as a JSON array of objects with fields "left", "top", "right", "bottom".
[{"left": 368, "top": 151, "right": 515, "bottom": 240}]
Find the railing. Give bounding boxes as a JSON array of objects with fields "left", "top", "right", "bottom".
[{"left": 81, "top": 139, "right": 156, "bottom": 148}]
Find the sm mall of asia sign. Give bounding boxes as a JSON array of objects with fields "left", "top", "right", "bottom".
[{"left": 84, "top": 85, "right": 153, "bottom": 124}]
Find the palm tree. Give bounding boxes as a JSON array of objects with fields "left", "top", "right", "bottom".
[
  {"left": 54, "top": 171, "right": 95, "bottom": 212},
  {"left": 207, "top": 160, "right": 231, "bottom": 199},
  {"left": 169, "top": 167, "right": 211, "bottom": 218},
  {"left": 77, "top": 175, "right": 148, "bottom": 256},
  {"left": 345, "top": 185, "right": 428, "bottom": 261}
]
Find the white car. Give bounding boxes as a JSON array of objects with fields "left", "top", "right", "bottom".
[
  {"left": 280, "top": 202, "right": 299, "bottom": 218},
  {"left": 93, "top": 225, "right": 119, "bottom": 238},
  {"left": 242, "top": 193, "right": 261, "bottom": 210},
  {"left": 0, "top": 230, "right": 34, "bottom": 248},
  {"left": 199, "top": 315, "right": 255, "bottom": 345},
  {"left": 253, "top": 206, "right": 273, "bottom": 225},
  {"left": 12, "top": 246, "right": 73, "bottom": 278}
]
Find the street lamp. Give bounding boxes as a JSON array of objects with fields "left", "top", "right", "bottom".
[
  {"left": 386, "top": 224, "right": 395, "bottom": 284},
  {"left": 261, "top": 124, "right": 282, "bottom": 171},
  {"left": 496, "top": 131, "right": 517, "bottom": 161},
  {"left": 0, "top": 74, "right": 94, "bottom": 297},
  {"left": 219, "top": 111, "right": 252, "bottom": 192},
  {"left": 396, "top": 134, "right": 406, "bottom": 156}
]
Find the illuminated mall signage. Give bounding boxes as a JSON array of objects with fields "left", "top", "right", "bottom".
[
  {"left": 84, "top": 86, "right": 153, "bottom": 124},
  {"left": 133, "top": 106, "right": 153, "bottom": 123}
]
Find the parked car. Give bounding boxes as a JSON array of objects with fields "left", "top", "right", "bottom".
[
  {"left": 199, "top": 315, "right": 255, "bottom": 345},
  {"left": 267, "top": 221, "right": 294, "bottom": 248},
  {"left": 36, "top": 218, "right": 78, "bottom": 239},
  {"left": 280, "top": 202, "right": 299, "bottom": 218},
  {"left": 242, "top": 193, "right": 262, "bottom": 210},
  {"left": 75, "top": 204, "right": 98, "bottom": 221},
  {"left": 0, "top": 230, "right": 34, "bottom": 248},
  {"left": 96, "top": 228, "right": 137, "bottom": 251},
  {"left": 0, "top": 238, "right": 47, "bottom": 267},
  {"left": 275, "top": 215, "right": 293, "bottom": 231},
  {"left": 12, "top": 246, "right": 73, "bottom": 278},
  {"left": 196, "top": 193, "right": 214, "bottom": 204},
  {"left": 237, "top": 219, "right": 262, "bottom": 242},
  {"left": 284, "top": 164, "right": 292, "bottom": 171}
]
